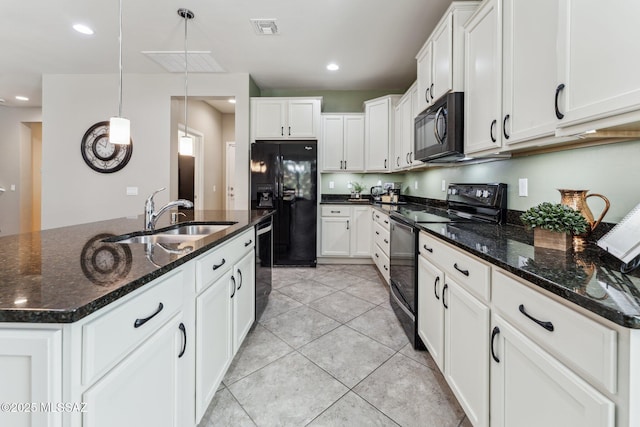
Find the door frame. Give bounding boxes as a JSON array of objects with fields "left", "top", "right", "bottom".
[
  {"left": 225, "top": 141, "right": 236, "bottom": 210},
  {"left": 178, "top": 125, "right": 204, "bottom": 210}
]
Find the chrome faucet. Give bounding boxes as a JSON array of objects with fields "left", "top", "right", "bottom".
[{"left": 144, "top": 188, "right": 193, "bottom": 231}]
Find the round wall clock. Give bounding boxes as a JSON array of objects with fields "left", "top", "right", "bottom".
[{"left": 81, "top": 121, "right": 133, "bottom": 173}]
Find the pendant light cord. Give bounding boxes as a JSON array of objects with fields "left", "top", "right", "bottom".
[
  {"left": 118, "top": 0, "right": 123, "bottom": 118},
  {"left": 183, "top": 11, "right": 188, "bottom": 138}
]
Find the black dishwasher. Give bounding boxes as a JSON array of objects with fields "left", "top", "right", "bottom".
[{"left": 255, "top": 216, "right": 273, "bottom": 323}]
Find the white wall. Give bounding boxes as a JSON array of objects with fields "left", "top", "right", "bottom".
[
  {"left": 41, "top": 73, "right": 250, "bottom": 230},
  {"left": 0, "top": 107, "right": 42, "bottom": 236}
]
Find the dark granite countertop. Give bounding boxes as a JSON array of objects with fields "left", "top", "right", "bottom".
[
  {"left": 369, "top": 204, "right": 640, "bottom": 328},
  {"left": 0, "top": 210, "right": 274, "bottom": 324}
]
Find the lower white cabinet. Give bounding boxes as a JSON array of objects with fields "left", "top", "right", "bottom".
[
  {"left": 444, "top": 277, "right": 490, "bottom": 427},
  {"left": 0, "top": 328, "right": 62, "bottom": 427},
  {"left": 82, "top": 313, "right": 187, "bottom": 427},
  {"left": 371, "top": 209, "right": 390, "bottom": 283},
  {"left": 417, "top": 256, "right": 445, "bottom": 370},
  {"left": 320, "top": 205, "right": 371, "bottom": 258},
  {"left": 490, "top": 313, "right": 615, "bottom": 427},
  {"left": 233, "top": 250, "right": 256, "bottom": 353}
]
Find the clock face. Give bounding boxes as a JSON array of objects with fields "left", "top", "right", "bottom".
[{"left": 81, "top": 121, "right": 133, "bottom": 173}]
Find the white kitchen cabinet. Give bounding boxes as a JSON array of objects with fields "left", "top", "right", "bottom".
[
  {"left": 364, "top": 95, "right": 400, "bottom": 172},
  {"left": 393, "top": 83, "right": 422, "bottom": 171},
  {"left": 417, "top": 256, "right": 445, "bottom": 370},
  {"left": 195, "top": 228, "right": 255, "bottom": 422},
  {"left": 490, "top": 314, "right": 615, "bottom": 427},
  {"left": 464, "top": 0, "right": 502, "bottom": 155},
  {"left": 372, "top": 210, "right": 391, "bottom": 284},
  {"left": 251, "top": 97, "right": 322, "bottom": 141},
  {"left": 321, "top": 114, "right": 365, "bottom": 172},
  {"left": 351, "top": 206, "right": 372, "bottom": 257},
  {"left": 465, "top": 0, "right": 561, "bottom": 155},
  {"left": 82, "top": 313, "right": 187, "bottom": 427},
  {"left": 0, "top": 328, "right": 62, "bottom": 427},
  {"left": 195, "top": 270, "right": 233, "bottom": 420},
  {"left": 320, "top": 205, "right": 371, "bottom": 258},
  {"left": 445, "top": 276, "right": 490, "bottom": 427},
  {"left": 555, "top": 1, "right": 640, "bottom": 136},
  {"left": 232, "top": 250, "right": 256, "bottom": 353},
  {"left": 416, "top": 2, "right": 479, "bottom": 114}
]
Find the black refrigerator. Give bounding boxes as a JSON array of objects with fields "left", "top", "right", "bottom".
[{"left": 250, "top": 141, "right": 317, "bottom": 266}]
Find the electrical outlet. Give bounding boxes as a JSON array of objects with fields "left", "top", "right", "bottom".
[
  {"left": 329, "top": 181, "right": 335, "bottom": 189},
  {"left": 213, "top": 185, "right": 216, "bottom": 192},
  {"left": 347, "top": 182, "right": 352, "bottom": 189},
  {"left": 441, "top": 180, "right": 446, "bottom": 192},
  {"left": 518, "top": 178, "right": 528, "bottom": 197}
]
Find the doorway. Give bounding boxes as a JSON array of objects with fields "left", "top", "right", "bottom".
[{"left": 177, "top": 127, "right": 204, "bottom": 210}]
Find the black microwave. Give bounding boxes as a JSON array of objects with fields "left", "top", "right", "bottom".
[{"left": 414, "top": 92, "right": 464, "bottom": 163}]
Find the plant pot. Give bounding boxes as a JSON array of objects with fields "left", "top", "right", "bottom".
[{"left": 533, "top": 228, "right": 572, "bottom": 252}]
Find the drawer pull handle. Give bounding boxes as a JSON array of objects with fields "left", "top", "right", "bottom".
[
  {"left": 384, "top": 265, "right": 388, "bottom": 271},
  {"left": 454, "top": 263, "right": 469, "bottom": 276},
  {"left": 491, "top": 326, "right": 500, "bottom": 363},
  {"left": 237, "top": 269, "right": 243, "bottom": 290},
  {"left": 555, "top": 83, "right": 565, "bottom": 120},
  {"left": 376, "top": 231, "right": 380, "bottom": 235},
  {"left": 423, "top": 244, "right": 433, "bottom": 253},
  {"left": 384, "top": 220, "right": 389, "bottom": 224},
  {"left": 442, "top": 283, "right": 448, "bottom": 309},
  {"left": 212, "top": 258, "right": 226, "bottom": 270},
  {"left": 230, "top": 276, "right": 237, "bottom": 298},
  {"left": 375, "top": 253, "right": 379, "bottom": 258},
  {"left": 331, "top": 210, "right": 341, "bottom": 213},
  {"left": 178, "top": 323, "right": 187, "bottom": 358},
  {"left": 384, "top": 238, "right": 389, "bottom": 244},
  {"left": 244, "top": 239, "right": 253, "bottom": 247},
  {"left": 434, "top": 276, "right": 440, "bottom": 300},
  {"left": 134, "top": 302, "right": 164, "bottom": 328},
  {"left": 519, "top": 304, "right": 554, "bottom": 332}
]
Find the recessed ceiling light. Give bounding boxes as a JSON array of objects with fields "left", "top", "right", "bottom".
[
  {"left": 73, "top": 24, "right": 94, "bottom": 35},
  {"left": 327, "top": 63, "right": 340, "bottom": 71},
  {"left": 228, "top": 99, "right": 236, "bottom": 104},
  {"left": 15, "top": 96, "right": 29, "bottom": 101}
]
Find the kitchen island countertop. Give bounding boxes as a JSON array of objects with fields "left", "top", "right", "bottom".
[{"left": 0, "top": 210, "right": 273, "bottom": 323}]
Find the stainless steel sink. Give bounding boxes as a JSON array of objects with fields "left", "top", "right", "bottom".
[
  {"left": 162, "top": 224, "right": 233, "bottom": 236},
  {"left": 115, "top": 234, "right": 206, "bottom": 245}
]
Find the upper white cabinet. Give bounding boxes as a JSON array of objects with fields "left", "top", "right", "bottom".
[
  {"left": 364, "top": 95, "right": 400, "bottom": 172},
  {"left": 464, "top": 0, "right": 559, "bottom": 155},
  {"left": 321, "top": 114, "right": 365, "bottom": 172},
  {"left": 416, "top": 2, "right": 479, "bottom": 114},
  {"left": 392, "top": 83, "right": 421, "bottom": 171},
  {"left": 251, "top": 97, "right": 322, "bottom": 141},
  {"left": 555, "top": 0, "right": 640, "bottom": 136}
]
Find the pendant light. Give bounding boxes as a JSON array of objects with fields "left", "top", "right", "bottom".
[
  {"left": 178, "top": 8, "right": 195, "bottom": 157},
  {"left": 109, "top": 0, "right": 130, "bottom": 145}
]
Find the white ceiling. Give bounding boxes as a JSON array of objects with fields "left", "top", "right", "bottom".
[{"left": 0, "top": 0, "right": 459, "bottom": 108}]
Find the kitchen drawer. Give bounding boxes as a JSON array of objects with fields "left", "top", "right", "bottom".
[
  {"left": 372, "top": 243, "right": 390, "bottom": 283},
  {"left": 372, "top": 210, "right": 390, "bottom": 231},
  {"left": 196, "top": 228, "right": 254, "bottom": 293},
  {"left": 492, "top": 269, "right": 617, "bottom": 394},
  {"left": 82, "top": 268, "right": 184, "bottom": 386},
  {"left": 321, "top": 205, "right": 351, "bottom": 217},
  {"left": 373, "top": 221, "right": 390, "bottom": 255},
  {"left": 420, "top": 232, "right": 490, "bottom": 303}
]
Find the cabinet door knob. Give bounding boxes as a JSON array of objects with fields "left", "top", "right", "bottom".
[
  {"left": 503, "top": 114, "right": 510, "bottom": 139},
  {"left": 288, "top": 126, "right": 291, "bottom": 136},
  {"left": 397, "top": 157, "right": 400, "bottom": 167},
  {"left": 491, "top": 326, "right": 500, "bottom": 363},
  {"left": 133, "top": 302, "right": 164, "bottom": 328},
  {"left": 346, "top": 220, "right": 350, "bottom": 230},
  {"left": 490, "top": 120, "right": 497, "bottom": 143},
  {"left": 281, "top": 126, "right": 284, "bottom": 136},
  {"left": 555, "top": 83, "right": 565, "bottom": 120},
  {"left": 178, "top": 323, "right": 187, "bottom": 358}
]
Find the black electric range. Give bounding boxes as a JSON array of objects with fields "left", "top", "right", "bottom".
[{"left": 388, "top": 183, "right": 507, "bottom": 349}]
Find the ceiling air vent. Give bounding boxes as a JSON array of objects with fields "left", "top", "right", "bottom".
[
  {"left": 142, "top": 51, "right": 225, "bottom": 73},
  {"left": 250, "top": 19, "right": 279, "bottom": 35}
]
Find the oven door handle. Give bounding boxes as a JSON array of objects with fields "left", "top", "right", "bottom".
[
  {"left": 390, "top": 284, "right": 415, "bottom": 321},
  {"left": 257, "top": 224, "right": 272, "bottom": 236}
]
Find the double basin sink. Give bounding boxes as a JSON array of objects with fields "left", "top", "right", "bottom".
[{"left": 105, "top": 222, "right": 237, "bottom": 245}]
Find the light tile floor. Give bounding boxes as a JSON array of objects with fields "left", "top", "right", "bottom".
[{"left": 198, "top": 264, "right": 472, "bottom": 427}]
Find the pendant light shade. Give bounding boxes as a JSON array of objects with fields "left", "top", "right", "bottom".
[
  {"left": 110, "top": 0, "right": 130, "bottom": 145},
  {"left": 178, "top": 8, "right": 195, "bottom": 157}
]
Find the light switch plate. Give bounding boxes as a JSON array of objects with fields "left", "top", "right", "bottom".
[
  {"left": 441, "top": 180, "right": 446, "bottom": 192},
  {"left": 518, "top": 178, "right": 528, "bottom": 197},
  {"left": 126, "top": 186, "right": 138, "bottom": 196},
  {"left": 414, "top": 181, "right": 418, "bottom": 190},
  {"left": 329, "top": 181, "right": 335, "bottom": 189}
]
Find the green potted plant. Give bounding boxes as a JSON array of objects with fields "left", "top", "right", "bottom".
[
  {"left": 520, "top": 202, "right": 589, "bottom": 251},
  {"left": 351, "top": 182, "right": 365, "bottom": 199}
]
